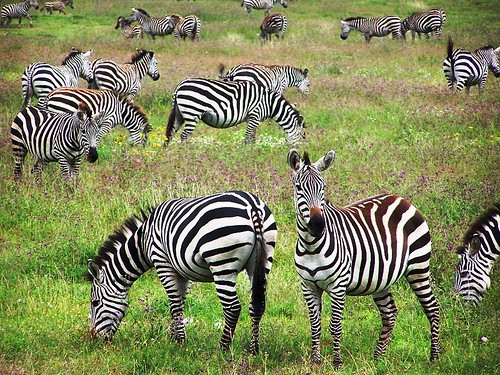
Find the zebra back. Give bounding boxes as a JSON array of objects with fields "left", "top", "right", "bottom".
[
  {"left": 45, "top": 87, "right": 151, "bottom": 146},
  {"left": 455, "top": 204, "right": 500, "bottom": 305}
]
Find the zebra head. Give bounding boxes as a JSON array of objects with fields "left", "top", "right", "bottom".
[
  {"left": 400, "top": 18, "right": 411, "bottom": 39},
  {"left": 278, "top": 0, "right": 288, "bottom": 8},
  {"left": 165, "top": 14, "right": 181, "bottom": 34},
  {"left": 340, "top": 20, "right": 351, "bottom": 40},
  {"left": 87, "top": 259, "right": 128, "bottom": 340},
  {"left": 121, "top": 98, "right": 151, "bottom": 146},
  {"left": 146, "top": 51, "right": 160, "bottom": 81},
  {"left": 481, "top": 46, "right": 500, "bottom": 77},
  {"left": 76, "top": 102, "right": 100, "bottom": 163},
  {"left": 296, "top": 68, "right": 310, "bottom": 95},
  {"left": 454, "top": 236, "right": 490, "bottom": 306},
  {"left": 288, "top": 149, "right": 335, "bottom": 237},
  {"left": 30, "top": 0, "right": 39, "bottom": 9},
  {"left": 129, "top": 7, "right": 149, "bottom": 23}
]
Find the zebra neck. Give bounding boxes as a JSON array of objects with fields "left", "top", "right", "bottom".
[
  {"left": 133, "top": 58, "right": 150, "bottom": 79},
  {"left": 474, "top": 251, "right": 499, "bottom": 274}
]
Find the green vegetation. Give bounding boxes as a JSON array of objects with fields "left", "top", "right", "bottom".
[{"left": 0, "top": 0, "right": 498, "bottom": 374}]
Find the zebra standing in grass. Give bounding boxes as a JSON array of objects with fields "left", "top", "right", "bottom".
[
  {"left": 11, "top": 102, "right": 100, "bottom": 182},
  {"left": 455, "top": 204, "right": 500, "bottom": 306},
  {"left": 443, "top": 38, "right": 500, "bottom": 95},
  {"left": 40, "top": 1, "right": 67, "bottom": 15},
  {"left": 88, "top": 49, "right": 160, "bottom": 102},
  {"left": 21, "top": 48, "right": 94, "bottom": 107},
  {"left": 1, "top": 0, "right": 39, "bottom": 27},
  {"left": 164, "top": 78, "right": 305, "bottom": 145},
  {"left": 241, "top": 0, "right": 287, "bottom": 16},
  {"left": 259, "top": 13, "right": 287, "bottom": 43},
  {"left": 45, "top": 87, "right": 151, "bottom": 146},
  {"left": 340, "top": 16, "right": 403, "bottom": 42},
  {"left": 401, "top": 8, "right": 446, "bottom": 41},
  {"left": 126, "top": 7, "right": 171, "bottom": 39},
  {"left": 115, "top": 16, "right": 143, "bottom": 39},
  {"left": 165, "top": 14, "right": 201, "bottom": 41},
  {"left": 287, "top": 149, "right": 441, "bottom": 367},
  {"left": 218, "top": 63, "right": 309, "bottom": 96},
  {"left": 87, "top": 191, "right": 277, "bottom": 354}
]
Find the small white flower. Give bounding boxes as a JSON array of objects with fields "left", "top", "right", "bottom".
[{"left": 480, "top": 336, "right": 488, "bottom": 343}]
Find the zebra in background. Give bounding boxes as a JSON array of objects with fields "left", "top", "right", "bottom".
[
  {"left": 165, "top": 14, "right": 201, "bottom": 41},
  {"left": 11, "top": 102, "right": 100, "bottom": 182},
  {"left": 164, "top": 78, "right": 305, "bottom": 146},
  {"left": 455, "top": 204, "right": 500, "bottom": 306},
  {"left": 259, "top": 13, "right": 287, "bottom": 43},
  {"left": 287, "top": 149, "right": 441, "bottom": 367},
  {"left": 218, "top": 63, "right": 309, "bottom": 96},
  {"left": 126, "top": 7, "right": 171, "bottom": 39},
  {"left": 1, "top": 0, "right": 39, "bottom": 27},
  {"left": 21, "top": 48, "right": 94, "bottom": 107},
  {"left": 401, "top": 8, "right": 446, "bottom": 41},
  {"left": 340, "top": 16, "right": 403, "bottom": 42},
  {"left": 87, "top": 191, "right": 277, "bottom": 354},
  {"left": 45, "top": 87, "right": 151, "bottom": 146},
  {"left": 115, "top": 16, "right": 143, "bottom": 39},
  {"left": 89, "top": 49, "right": 160, "bottom": 102},
  {"left": 241, "top": 0, "right": 287, "bottom": 16},
  {"left": 40, "top": 1, "right": 67, "bottom": 15},
  {"left": 443, "top": 38, "right": 500, "bottom": 95}
]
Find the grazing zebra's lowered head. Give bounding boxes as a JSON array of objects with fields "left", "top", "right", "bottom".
[
  {"left": 115, "top": 16, "right": 144, "bottom": 39},
  {"left": 455, "top": 204, "right": 500, "bottom": 306}
]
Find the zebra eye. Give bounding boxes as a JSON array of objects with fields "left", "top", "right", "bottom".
[
  {"left": 460, "top": 271, "right": 469, "bottom": 278},
  {"left": 91, "top": 300, "right": 99, "bottom": 307}
]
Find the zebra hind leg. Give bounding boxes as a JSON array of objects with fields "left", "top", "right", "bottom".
[
  {"left": 372, "top": 291, "right": 398, "bottom": 359},
  {"left": 13, "top": 149, "right": 27, "bottom": 180},
  {"left": 214, "top": 277, "right": 241, "bottom": 351}
]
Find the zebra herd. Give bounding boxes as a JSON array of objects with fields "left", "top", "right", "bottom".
[{"left": 4, "top": 0, "right": 499, "bottom": 369}]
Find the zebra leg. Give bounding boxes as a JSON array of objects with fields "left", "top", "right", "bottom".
[
  {"left": 327, "top": 290, "right": 346, "bottom": 368},
  {"left": 406, "top": 274, "right": 441, "bottom": 361},
  {"left": 372, "top": 290, "right": 398, "bottom": 359},
  {"left": 215, "top": 276, "right": 241, "bottom": 351},
  {"left": 26, "top": 14, "right": 33, "bottom": 27},
  {"left": 31, "top": 160, "right": 46, "bottom": 181},
  {"left": 243, "top": 118, "right": 261, "bottom": 144},
  {"left": 364, "top": 34, "right": 371, "bottom": 43},
  {"left": 180, "top": 118, "right": 199, "bottom": 142},
  {"left": 301, "top": 282, "right": 323, "bottom": 364},
  {"left": 13, "top": 149, "right": 27, "bottom": 180}
]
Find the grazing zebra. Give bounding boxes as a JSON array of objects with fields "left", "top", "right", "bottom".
[
  {"left": 40, "top": 1, "right": 67, "bottom": 15},
  {"left": 88, "top": 49, "right": 160, "bottom": 102},
  {"left": 401, "top": 8, "right": 446, "bottom": 41},
  {"left": 218, "top": 63, "right": 309, "bottom": 96},
  {"left": 21, "top": 48, "right": 94, "bottom": 107},
  {"left": 165, "top": 78, "right": 305, "bottom": 145},
  {"left": 87, "top": 191, "right": 277, "bottom": 354},
  {"left": 241, "top": 0, "right": 287, "bottom": 16},
  {"left": 1, "top": 0, "right": 39, "bottom": 27},
  {"left": 287, "top": 149, "right": 441, "bottom": 367},
  {"left": 114, "top": 16, "right": 143, "bottom": 39},
  {"left": 259, "top": 13, "right": 287, "bottom": 43},
  {"left": 455, "top": 204, "right": 500, "bottom": 306},
  {"left": 165, "top": 14, "right": 201, "bottom": 41},
  {"left": 11, "top": 103, "right": 100, "bottom": 181},
  {"left": 443, "top": 38, "right": 500, "bottom": 95},
  {"left": 45, "top": 87, "right": 151, "bottom": 146},
  {"left": 126, "top": 7, "right": 171, "bottom": 39},
  {"left": 340, "top": 16, "right": 403, "bottom": 42}
]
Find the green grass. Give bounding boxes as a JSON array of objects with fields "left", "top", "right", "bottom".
[{"left": 0, "top": 0, "right": 499, "bottom": 374}]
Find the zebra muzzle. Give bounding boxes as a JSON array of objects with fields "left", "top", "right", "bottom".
[
  {"left": 340, "top": 33, "right": 348, "bottom": 40},
  {"left": 308, "top": 207, "right": 325, "bottom": 237},
  {"left": 87, "top": 148, "right": 98, "bottom": 163}
]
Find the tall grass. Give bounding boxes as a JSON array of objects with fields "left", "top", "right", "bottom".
[{"left": 0, "top": 1, "right": 499, "bottom": 374}]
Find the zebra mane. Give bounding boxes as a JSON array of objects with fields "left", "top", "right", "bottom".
[
  {"left": 302, "top": 152, "right": 311, "bottom": 165},
  {"left": 343, "top": 17, "right": 367, "bottom": 21},
  {"left": 133, "top": 8, "right": 150, "bottom": 17},
  {"left": 458, "top": 203, "right": 500, "bottom": 253},
  {"left": 128, "top": 49, "right": 150, "bottom": 64},
  {"left": 85, "top": 209, "right": 152, "bottom": 281},
  {"left": 475, "top": 45, "right": 495, "bottom": 52},
  {"left": 119, "top": 95, "right": 149, "bottom": 122},
  {"left": 62, "top": 49, "right": 82, "bottom": 65}
]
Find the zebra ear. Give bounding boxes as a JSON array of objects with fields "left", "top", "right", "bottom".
[
  {"left": 303, "top": 68, "right": 309, "bottom": 77},
  {"left": 88, "top": 259, "right": 102, "bottom": 283},
  {"left": 470, "top": 236, "right": 481, "bottom": 255},
  {"left": 83, "top": 50, "right": 93, "bottom": 58},
  {"left": 288, "top": 148, "right": 302, "bottom": 172},
  {"left": 314, "top": 150, "right": 336, "bottom": 172},
  {"left": 494, "top": 47, "right": 500, "bottom": 55}
]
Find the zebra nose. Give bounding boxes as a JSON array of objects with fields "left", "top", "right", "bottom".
[
  {"left": 308, "top": 207, "right": 325, "bottom": 237},
  {"left": 87, "top": 147, "right": 98, "bottom": 163},
  {"left": 340, "top": 34, "right": 348, "bottom": 40}
]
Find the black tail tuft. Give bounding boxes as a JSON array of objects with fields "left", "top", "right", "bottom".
[
  {"left": 251, "top": 228, "right": 268, "bottom": 317},
  {"left": 447, "top": 36, "right": 454, "bottom": 60}
]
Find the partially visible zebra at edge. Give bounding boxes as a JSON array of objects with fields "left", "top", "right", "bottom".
[
  {"left": 455, "top": 204, "right": 500, "bottom": 306},
  {"left": 1, "top": 0, "right": 39, "bottom": 27},
  {"left": 340, "top": 16, "right": 403, "bottom": 42},
  {"left": 88, "top": 49, "right": 160, "bottom": 102},
  {"left": 165, "top": 14, "right": 201, "bottom": 41},
  {"left": 22, "top": 48, "right": 94, "bottom": 107},
  {"left": 164, "top": 78, "right": 305, "bottom": 146},
  {"left": 401, "top": 8, "right": 446, "bottom": 41},
  {"left": 443, "top": 37, "right": 500, "bottom": 95},
  {"left": 218, "top": 63, "right": 309, "bottom": 96},
  {"left": 287, "top": 149, "right": 441, "bottom": 367},
  {"left": 87, "top": 191, "right": 277, "bottom": 355},
  {"left": 259, "top": 13, "right": 287, "bottom": 43},
  {"left": 241, "top": 0, "right": 287, "bottom": 16},
  {"left": 11, "top": 102, "right": 100, "bottom": 182}
]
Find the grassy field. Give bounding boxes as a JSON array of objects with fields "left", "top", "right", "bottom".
[{"left": 0, "top": 0, "right": 499, "bottom": 374}]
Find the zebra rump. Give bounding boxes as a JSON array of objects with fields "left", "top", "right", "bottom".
[
  {"left": 87, "top": 191, "right": 277, "bottom": 354},
  {"left": 455, "top": 204, "right": 500, "bottom": 306},
  {"left": 259, "top": 13, "right": 287, "bottom": 42}
]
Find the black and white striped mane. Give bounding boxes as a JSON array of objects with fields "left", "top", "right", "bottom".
[
  {"left": 62, "top": 49, "right": 82, "bottom": 64},
  {"left": 128, "top": 49, "right": 150, "bottom": 64},
  {"left": 302, "top": 151, "right": 311, "bottom": 165},
  {"left": 456, "top": 203, "right": 500, "bottom": 254},
  {"left": 343, "top": 17, "right": 367, "bottom": 22},
  {"left": 118, "top": 95, "right": 149, "bottom": 122},
  {"left": 133, "top": 8, "right": 150, "bottom": 17},
  {"left": 475, "top": 45, "right": 495, "bottom": 53}
]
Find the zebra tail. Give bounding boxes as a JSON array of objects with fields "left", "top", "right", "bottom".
[
  {"left": 191, "top": 17, "right": 198, "bottom": 41},
  {"left": 251, "top": 216, "right": 268, "bottom": 317},
  {"left": 217, "top": 63, "right": 226, "bottom": 79},
  {"left": 22, "top": 70, "right": 33, "bottom": 108},
  {"left": 447, "top": 36, "right": 454, "bottom": 60},
  {"left": 166, "top": 97, "right": 181, "bottom": 142}
]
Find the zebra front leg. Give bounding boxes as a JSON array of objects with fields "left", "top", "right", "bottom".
[
  {"left": 31, "top": 160, "right": 46, "bottom": 181},
  {"left": 327, "top": 290, "right": 346, "bottom": 368},
  {"left": 26, "top": 14, "right": 33, "bottom": 27},
  {"left": 302, "top": 282, "right": 323, "bottom": 364},
  {"left": 13, "top": 149, "right": 27, "bottom": 180},
  {"left": 215, "top": 277, "right": 241, "bottom": 351},
  {"left": 372, "top": 291, "right": 398, "bottom": 359},
  {"left": 243, "top": 118, "right": 261, "bottom": 144}
]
